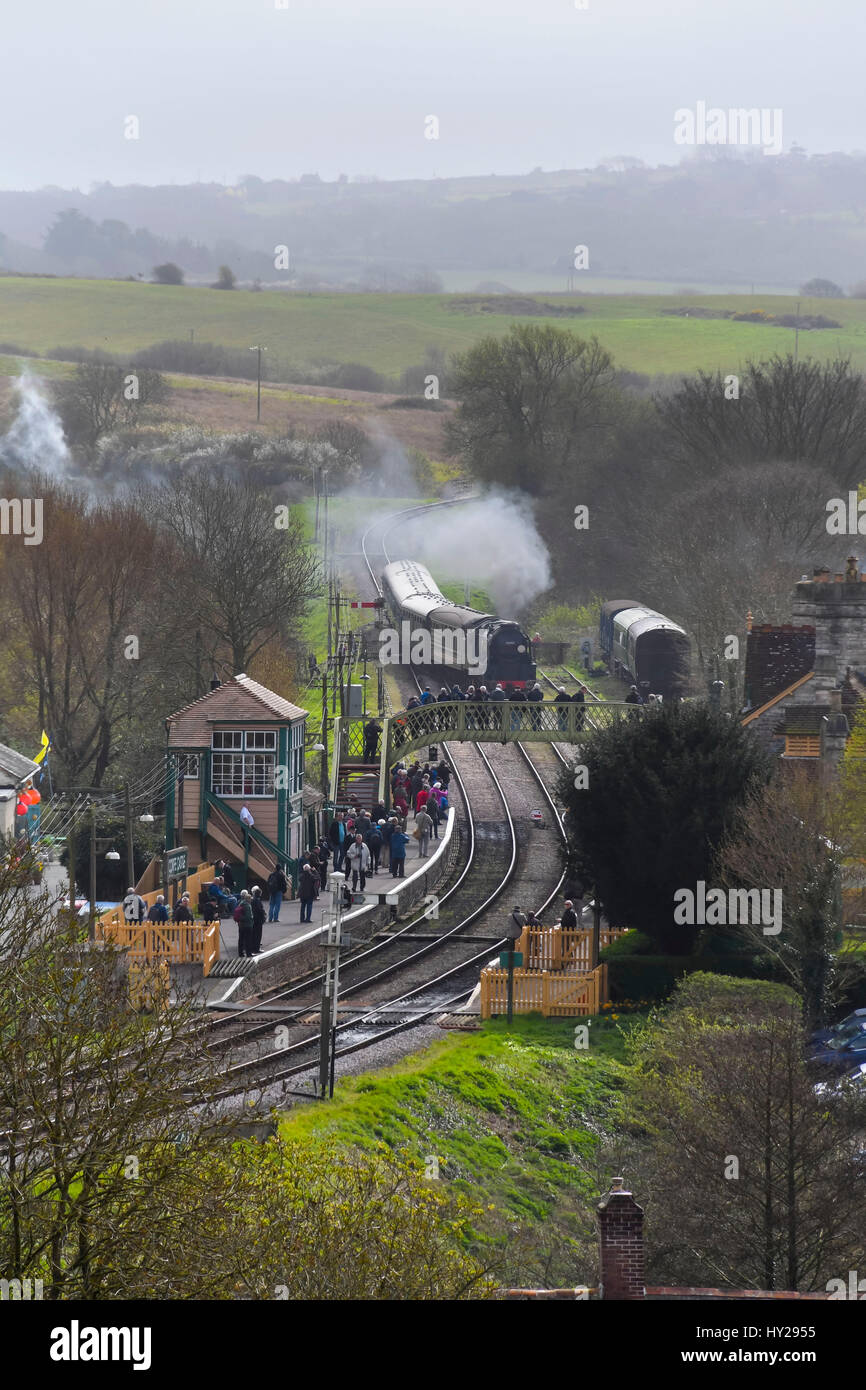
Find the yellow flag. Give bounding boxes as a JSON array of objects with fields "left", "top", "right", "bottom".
[{"left": 34, "top": 730, "right": 50, "bottom": 765}]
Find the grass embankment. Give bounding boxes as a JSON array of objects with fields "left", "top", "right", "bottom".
[
  {"left": 2, "top": 278, "right": 866, "bottom": 375},
  {"left": 280, "top": 1014, "right": 636, "bottom": 1274}
]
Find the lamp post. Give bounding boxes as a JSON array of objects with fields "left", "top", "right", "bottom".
[
  {"left": 505, "top": 907, "right": 526, "bottom": 1025},
  {"left": 319, "top": 871, "right": 345, "bottom": 1098},
  {"left": 248, "top": 344, "right": 267, "bottom": 421}
]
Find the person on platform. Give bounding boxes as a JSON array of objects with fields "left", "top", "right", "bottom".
[
  {"left": 172, "top": 892, "right": 193, "bottom": 923},
  {"left": 221, "top": 861, "right": 236, "bottom": 892},
  {"left": 298, "top": 863, "right": 319, "bottom": 924},
  {"left": 123, "top": 886, "right": 148, "bottom": 923},
  {"left": 201, "top": 896, "right": 220, "bottom": 925},
  {"left": 267, "top": 864, "right": 289, "bottom": 922},
  {"left": 625, "top": 685, "right": 644, "bottom": 706},
  {"left": 235, "top": 890, "right": 254, "bottom": 958},
  {"left": 328, "top": 811, "right": 348, "bottom": 871},
  {"left": 366, "top": 820, "right": 383, "bottom": 874},
  {"left": 414, "top": 806, "right": 433, "bottom": 858},
  {"left": 560, "top": 899, "right": 579, "bottom": 931},
  {"left": 389, "top": 824, "right": 410, "bottom": 878},
  {"left": 363, "top": 717, "right": 382, "bottom": 762},
  {"left": 147, "top": 894, "right": 169, "bottom": 923},
  {"left": 250, "top": 885, "right": 266, "bottom": 952},
  {"left": 346, "top": 833, "right": 371, "bottom": 892},
  {"left": 207, "top": 876, "right": 237, "bottom": 913},
  {"left": 316, "top": 840, "right": 331, "bottom": 890}
]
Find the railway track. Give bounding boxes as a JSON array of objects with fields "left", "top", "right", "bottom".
[{"left": 204, "top": 502, "right": 574, "bottom": 1097}]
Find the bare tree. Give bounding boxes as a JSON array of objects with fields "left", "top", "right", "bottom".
[
  {"left": 154, "top": 464, "right": 320, "bottom": 675},
  {"left": 625, "top": 974, "right": 866, "bottom": 1291},
  {"left": 4, "top": 477, "right": 161, "bottom": 785},
  {"left": 54, "top": 363, "right": 167, "bottom": 448}
]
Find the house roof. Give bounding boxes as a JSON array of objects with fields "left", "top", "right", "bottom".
[
  {"left": 743, "top": 624, "right": 815, "bottom": 711},
  {"left": 166, "top": 674, "right": 307, "bottom": 748},
  {"left": 0, "top": 741, "right": 40, "bottom": 788}
]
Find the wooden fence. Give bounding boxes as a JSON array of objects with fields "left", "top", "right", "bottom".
[
  {"left": 97, "top": 917, "right": 220, "bottom": 974},
  {"left": 95, "top": 861, "right": 221, "bottom": 972},
  {"left": 517, "top": 925, "right": 627, "bottom": 972},
  {"left": 480, "top": 963, "right": 607, "bottom": 1019}
]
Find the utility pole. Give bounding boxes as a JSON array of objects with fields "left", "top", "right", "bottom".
[
  {"left": 89, "top": 803, "right": 97, "bottom": 943},
  {"left": 506, "top": 908, "right": 526, "bottom": 1026},
  {"left": 124, "top": 783, "right": 135, "bottom": 892},
  {"left": 591, "top": 888, "right": 602, "bottom": 970},
  {"left": 794, "top": 300, "right": 801, "bottom": 363},
  {"left": 321, "top": 669, "right": 330, "bottom": 791},
  {"left": 67, "top": 820, "right": 78, "bottom": 919},
  {"left": 249, "top": 344, "right": 267, "bottom": 421},
  {"left": 319, "top": 872, "right": 345, "bottom": 1098}
]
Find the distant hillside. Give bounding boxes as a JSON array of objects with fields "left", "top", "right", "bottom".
[{"left": 2, "top": 153, "right": 866, "bottom": 290}]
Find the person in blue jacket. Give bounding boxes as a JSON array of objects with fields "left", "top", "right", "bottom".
[
  {"left": 389, "top": 824, "right": 410, "bottom": 878},
  {"left": 147, "top": 894, "right": 169, "bottom": 923}
]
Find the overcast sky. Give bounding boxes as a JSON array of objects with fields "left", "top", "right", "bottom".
[{"left": 3, "top": 0, "right": 861, "bottom": 188}]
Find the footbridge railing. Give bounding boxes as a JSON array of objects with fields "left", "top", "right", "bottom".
[{"left": 384, "top": 699, "right": 639, "bottom": 768}]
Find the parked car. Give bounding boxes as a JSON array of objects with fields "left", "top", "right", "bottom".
[
  {"left": 808, "top": 1021, "right": 866, "bottom": 1072},
  {"left": 810, "top": 1007, "right": 866, "bottom": 1046},
  {"left": 814, "top": 1060, "right": 866, "bottom": 1098}
]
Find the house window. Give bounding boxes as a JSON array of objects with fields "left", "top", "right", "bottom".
[
  {"left": 212, "top": 750, "right": 276, "bottom": 797},
  {"left": 179, "top": 754, "right": 200, "bottom": 779},
  {"left": 245, "top": 730, "right": 277, "bottom": 751},
  {"left": 291, "top": 721, "right": 305, "bottom": 796},
  {"left": 212, "top": 730, "right": 243, "bottom": 751}
]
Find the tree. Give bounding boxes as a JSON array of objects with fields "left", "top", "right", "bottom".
[
  {"left": 54, "top": 362, "right": 168, "bottom": 448},
  {"left": 624, "top": 973, "right": 866, "bottom": 1291},
  {"left": 152, "top": 262, "right": 184, "bottom": 285},
  {"left": 800, "top": 277, "right": 845, "bottom": 298},
  {"left": 557, "top": 703, "right": 772, "bottom": 953},
  {"left": 0, "top": 860, "right": 493, "bottom": 1299},
  {"left": 153, "top": 464, "right": 321, "bottom": 674},
  {"left": 641, "top": 460, "right": 850, "bottom": 696},
  {"left": 656, "top": 355, "right": 866, "bottom": 489},
  {"left": 718, "top": 765, "right": 866, "bottom": 1032},
  {"left": 3, "top": 476, "right": 161, "bottom": 786},
  {"left": 214, "top": 264, "right": 236, "bottom": 290},
  {"left": 446, "top": 325, "right": 617, "bottom": 494}
]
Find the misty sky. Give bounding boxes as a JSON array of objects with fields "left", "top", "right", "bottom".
[{"left": 4, "top": 0, "right": 861, "bottom": 189}]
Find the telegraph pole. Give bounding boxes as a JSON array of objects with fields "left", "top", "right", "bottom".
[
  {"left": 319, "top": 872, "right": 345, "bottom": 1098},
  {"left": 89, "top": 803, "right": 98, "bottom": 943},
  {"left": 249, "top": 344, "right": 267, "bottom": 421},
  {"left": 124, "top": 783, "right": 135, "bottom": 892}
]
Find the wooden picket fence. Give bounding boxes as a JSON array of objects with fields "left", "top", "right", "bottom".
[
  {"left": 480, "top": 963, "right": 607, "bottom": 1019},
  {"left": 97, "top": 917, "right": 220, "bottom": 974},
  {"left": 517, "top": 925, "right": 628, "bottom": 972}
]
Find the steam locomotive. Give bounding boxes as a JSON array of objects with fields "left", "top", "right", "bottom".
[
  {"left": 381, "top": 559, "right": 537, "bottom": 687},
  {"left": 599, "top": 599, "right": 690, "bottom": 698}
]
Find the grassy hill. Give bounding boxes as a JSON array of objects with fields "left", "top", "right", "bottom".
[{"left": 2, "top": 278, "right": 866, "bottom": 377}]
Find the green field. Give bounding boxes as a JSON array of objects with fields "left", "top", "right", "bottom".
[{"left": 2, "top": 277, "right": 866, "bottom": 377}]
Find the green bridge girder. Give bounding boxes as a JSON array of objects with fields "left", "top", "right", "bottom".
[
  {"left": 328, "top": 702, "right": 641, "bottom": 812},
  {"left": 382, "top": 699, "right": 637, "bottom": 803}
]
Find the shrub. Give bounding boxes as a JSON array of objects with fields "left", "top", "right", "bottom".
[{"left": 152, "top": 262, "right": 184, "bottom": 286}]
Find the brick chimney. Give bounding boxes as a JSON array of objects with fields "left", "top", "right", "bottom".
[{"left": 597, "top": 1178, "right": 646, "bottom": 1300}]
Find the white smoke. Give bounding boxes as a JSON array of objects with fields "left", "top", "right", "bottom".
[
  {"left": 396, "top": 491, "right": 553, "bottom": 617},
  {"left": 0, "top": 370, "right": 71, "bottom": 475}
]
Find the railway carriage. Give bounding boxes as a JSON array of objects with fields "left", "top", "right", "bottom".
[
  {"left": 382, "top": 559, "right": 536, "bottom": 687},
  {"left": 599, "top": 599, "right": 690, "bottom": 698}
]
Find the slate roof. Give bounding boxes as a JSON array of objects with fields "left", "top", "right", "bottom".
[
  {"left": 167, "top": 674, "right": 307, "bottom": 748},
  {"left": 0, "top": 741, "right": 40, "bottom": 788},
  {"left": 743, "top": 624, "right": 815, "bottom": 710}
]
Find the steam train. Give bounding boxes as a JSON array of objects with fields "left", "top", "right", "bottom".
[
  {"left": 599, "top": 599, "right": 690, "bottom": 698},
  {"left": 381, "top": 559, "right": 536, "bottom": 686}
]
